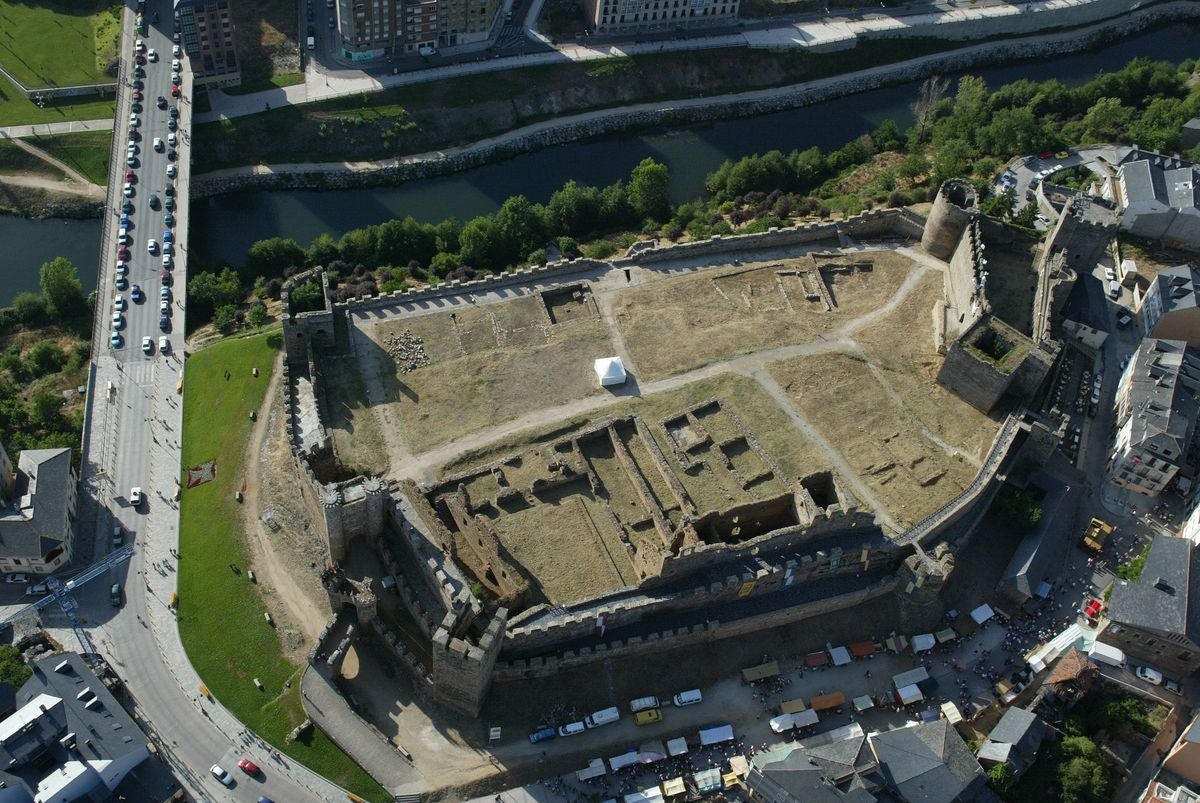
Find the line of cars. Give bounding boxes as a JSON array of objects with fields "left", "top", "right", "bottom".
[
  {"left": 529, "top": 688, "right": 702, "bottom": 743},
  {"left": 113, "top": 33, "right": 183, "bottom": 355}
]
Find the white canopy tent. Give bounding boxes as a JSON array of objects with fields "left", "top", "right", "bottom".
[
  {"left": 594, "top": 356, "right": 627, "bottom": 387},
  {"left": 912, "top": 633, "right": 937, "bottom": 653},
  {"left": 827, "top": 645, "right": 852, "bottom": 666},
  {"left": 970, "top": 603, "right": 996, "bottom": 625},
  {"left": 610, "top": 750, "right": 641, "bottom": 771},
  {"left": 577, "top": 758, "right": 607, "bottom": 781},
  {"left": 699, "top": 724, "right": 735, "bottom": 746},
  {"left": 666, "top": 737, "right": 689, "bottom": 756}
]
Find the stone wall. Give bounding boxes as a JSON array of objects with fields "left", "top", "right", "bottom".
[
  {"left": 493, "top": 577, "right": 897, "bottom": 680},
  {"left": 430, "top": 608, "right": 508, "bottom": 717}
]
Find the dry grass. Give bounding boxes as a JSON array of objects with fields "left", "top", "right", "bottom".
[
  {"left": 362, "top": 297, "right": 614, "bottom": 454},
  {"left": 853, "top": 272, "right": 1000, "bottom": 462},
  {"left": 614, "top": 253, "right": 913, "bottom": 380},
  {"left": 490, "top": 494, "right": 632, "bottom": 604},
  {"left": 320, "top": 359, "right": 389, "bottom": 475},
  {"left": 771, "top": 352, "right": 979, "bottom": 528}
]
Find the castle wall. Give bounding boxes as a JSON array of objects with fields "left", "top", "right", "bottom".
[
  {"left": 430, "top": 609, "right": 508, "bottom": 717},
  {"left": 936, "top": 338, "right": 1014, "bottom": 414},
  {"left": 923, "top": 180, "right": 976, "bottom": 261},
  {"left": 944, "top": 217, "right": 985, "bottom": 333}
]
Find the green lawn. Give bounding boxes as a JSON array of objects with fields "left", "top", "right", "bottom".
[
  {"left": 221, "top": 71, "right": 305, "bottom": 96},
  {"left": 0, "top": 138, "right": 65, "bottom": 179},
  {"left": 178, "top": 331, "right": 388, "bottom": 802},
  {"left": 0, "top": 0, "right": 122, "bottom": 89},
  {"left": 30, "top": 130, "right": 111, "bottom": 185},
  {"left": 0, "top": 70, "right": 116, "bottom": 127}
]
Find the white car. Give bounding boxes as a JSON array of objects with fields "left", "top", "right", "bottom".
[
  {"left": 160, "top": 299, "right": 169, "bottom": 313},
  {"left": 135, "top": 38, "right": 145, "bottom": 52},
  {"left": 111, "top": 310, "right": 124, "bottom": 329},
  {"left": 115, "top": 261, "right": 128, "bottom": 276},
  {"left": 163, "top": 253, "right": 173, "bottom": 269},
  {"left": 147, "top": 48, "right": 158, "bottom": 62},
  {"left": 123, "top": 182, "right": 133, "bottom": 197},
  {"left": 153, "top": 137, "right": 163, "bottom": 151},
  {"left": 141, "top": 336, "right": 154, "bottom": 354},
  {"left": 209, "top": 765, "right": 234, "bottom": 787},
  {"left": 159, "top": 336, "right": 170, "bottom": 353},
  {"left": 166, "top": 164, "right": 177, "bottom": 178},
  {"left": 172, "top": 44, "right": 181, "bottom": 57},
  {"left": 171, "top": 58, "right": 181, "bottom": 71},
  {"left": 129, "top": 114, "right": 140, "bottom": 128},
  {"left": 167, "top": 133, "right": 177, "bottom": 147},
  {"left": 147, "top": 239, "right": 158, "bottom": 254},
  {"left": 110, "top": 331, "right": 122, "bottom": 348},
  {"left": 1136, "top": 666, "right": 1164, "bottom": 686},
  {"left": 129, "top": 487, "right": 143, "bottom": 507},
  {"left": 114, "top": 295, "right": 126, "bottom": 311},
  {"left": 5, "top": 573, "right": 30, "bottom": 584}
]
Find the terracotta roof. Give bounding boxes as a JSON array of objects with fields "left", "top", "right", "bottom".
[{"left": 1045, "top": 648, "right": 1095, "bottom": 687}]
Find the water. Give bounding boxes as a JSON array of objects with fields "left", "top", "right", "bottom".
[{"left": 0, "top": 216, "right": 101, "bottom": 305}]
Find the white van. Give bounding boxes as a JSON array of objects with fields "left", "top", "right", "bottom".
[
  {"left": 584, "top": 706, "right": 619, "bottom": 728},
  {"left": 629, "top": 696, "right": 660, "bottom": 713},
  {"left": 558, "top": 721, "right": 586, "bottom": 737},
  {"left": 672, "top": 689, "right": 703, "bottom": 707}
]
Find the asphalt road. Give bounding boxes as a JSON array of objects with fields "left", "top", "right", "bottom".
[{"left": 77, "top": 3, "right": 328, "bottom": 801}]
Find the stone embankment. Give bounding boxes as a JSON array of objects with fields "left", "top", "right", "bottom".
[{"left": 191, "top": 0, "right": 1200, "bottom": 198}]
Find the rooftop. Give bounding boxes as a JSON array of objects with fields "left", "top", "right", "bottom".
[
  {"left": 1107, "top": 534, "right": 1200, "bottom": 647},
  {"left": 1118, "top": 149, "right": 1199, "bottom": 210},
  {"left": 1001, "top": 472, "right": 1071, "bottom": 600},
  {"left": 1122, "top": 338, "right": 1200, "bottom": 457},
  {"left": 0, "top": 448, "right": 74, "bottom": 561},
  {"left": 868, "top": 720, "right": 985, "bottom": 803}
]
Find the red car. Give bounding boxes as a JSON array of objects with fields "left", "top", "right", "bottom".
[
  {"left": 237, "top": 758, "right": 260, "bottom": 776},
  {"left": 1037, "top": 150, "right": 1055, "bottom": 159},
  {"left": 132, "top": 89, "right": 143, "bottom": 101},
  {"left": 117, "top": 248, "right": 130, "bottom": 261},
  {"left": 125, "top": 169, "right": 135, "bottom": 183},
  {"left": 170, "top": 85, "right": 181, "bottom": 98},
  {"left": 135, "top": 54, "right": 146, "bottom": 65}
]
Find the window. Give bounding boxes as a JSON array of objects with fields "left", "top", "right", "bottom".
[{"left": 1180, "top": 651, "right": 1193, "bottom": 661}]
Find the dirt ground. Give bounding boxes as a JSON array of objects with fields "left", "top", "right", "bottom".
[
  {"left": 240, "top": 352, "right": 333, "bottom": 662},
  {"left": 320, "top": 357, "right": 390, "bottom": 475},
  {"left": 612, "top": 253, "right": 913, "bottom": 380}
]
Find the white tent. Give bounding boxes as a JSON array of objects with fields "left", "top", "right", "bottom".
[
  {"left": 666, "top": 737, "right": 689, "bottom": 756},
  {"left": 940, "top": 701, "right": 963, "bottom": 724},
  {"left": 912, "top": 633, "right": 937, "bottom": 653},
  {"left": 624, "top": 788, "right": 664, "bottom": 803},
  {"left": 771, "top": 709, "right": 820, "bottom": 732},
  {"left": 594, "top": 356, "right": 627, "bottom": 387},
  {"left": 852, "top": 695, "right": 875, "bottom": 712},
  {"left": 577, "top": 758, "right": 607, "bottom": 781},
  {"left": 827, "top": 645, "right": 852, "bottom": 666},
  {"left": 610, "top": 750, "right": 641, "bottom": 771},
  {"left": 699, "top": 724, "right": 735, "bottom": 746},
  {"left": 970, "top": 603, "right": 995, "bottom": 625},
  {"left": 896, "top": 684, "right": 924, "bottom": 705}
]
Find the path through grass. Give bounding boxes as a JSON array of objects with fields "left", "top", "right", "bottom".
[{"left": 178, "top": 330, "right": 387, "bottom": 801}]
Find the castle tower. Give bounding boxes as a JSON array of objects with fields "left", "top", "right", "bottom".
[
  {"left": 922, "top": 179, "right": 977, "bottom": 260},
  {"left": 430, "top": 608, "right": 508, "bottom": 717},
  {"left": 322, "top": 487, "right": 347, "bottom": 561},
  {"left": 363, "top": 476, "right": 386, "bottom": 543}
]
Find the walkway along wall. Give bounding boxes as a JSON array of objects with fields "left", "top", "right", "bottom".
[{"left": 191, "top": 1, "right": 1200, "bottom": 198}]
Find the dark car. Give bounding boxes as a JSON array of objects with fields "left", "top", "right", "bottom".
[
  {"left": 164, "top": 185, "right": 175, "bottom": 197},
  {"left": 159, "top": 315, "right": 170, "bottom": 331},
  {"left": 130, "top": 285, "right": 144, "bottom": 303},
  {"left": 161, "top": 270, "right": 172, "bottom": 285},
  {"left": 122, "top": 200, "right": 134, "bottom": 213},
  {"left": 148, "top": 193, "right": 160, "bottom": 209},
  {"left": 135, "top": 54, "right": 146, "bottom": 65},
  {"left": 529, "top": 726, "right": 556, "bottom": 744},
  {"left": 157, "top": 95, "right": 168, "bottom": 109},
  {"left": 164, "top": 212, "right": 175, "bottom": 227},
  {"left": 131, "top": 79, "right": 144, "bottom": 90}
]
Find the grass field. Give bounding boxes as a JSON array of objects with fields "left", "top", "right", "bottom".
[
  {"left": 178, "top": 331, "right": 387, "bottom": 802},
  {"left": 363, "top": 298, "right": 613, "bottom": 454},
  {"left": 614, "top": 253, "right": 913, "bottom": 380},
  {"left": 30, "top": 130, "right": 111, "bottom": 185},
  {"left": 0, "top": 0, "right": 121, "bottom": 89},
  {"left": 322, "top": 357, "right": 389, "bottom": 475},
  {"left": 0, "top": 71, "right": 116, "bottom": 126},
  {"left": 0, "top": 139, "right": 65, "bottom": 179},
  {"left": 221, "top": 71, "right": 304, "bottom": 96}
]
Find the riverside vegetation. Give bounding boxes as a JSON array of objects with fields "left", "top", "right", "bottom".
[{"left": 189, "top": 56, "right": 1200, "bottom": 333}]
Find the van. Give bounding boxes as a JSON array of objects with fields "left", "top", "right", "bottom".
[
  {"left": 584, "top": 706, "right": 619, "bottom": 728},
  {"left": 634, "top": 709, "right": 663, "bottom": 726},
  {"left": 113, "top": 525, "right": 124, "bottom": 547},
  {"left": 672, "top": 689, "right": 703, "bottom": 707},
  {"left": 558, "top": 721, "right": 586, "bottom": 737},
  {"left": 307, "top": 36, "right": 316, "bottom": 49},
  {"left": 629, "top": 695, "right": 660, "bottom": 713}
]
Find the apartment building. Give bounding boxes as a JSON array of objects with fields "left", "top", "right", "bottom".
[
  {"left": 336, "top": 0, "right": 497, "bottom": 60},
  {"left": 583, "top": 0, "right": 740, "bottom": 37},
  {"left": 175, "top": 0, "right": 241, "bottom": 87},
  {"left": 1108, "top": 338, "right": 1200, "bottom": 497},
  {"left": 1141, "top": 264, "right": 1200, "bottom": 349},
  {"left": 0, "top": 443, "right": 77, "bottom": 576}
]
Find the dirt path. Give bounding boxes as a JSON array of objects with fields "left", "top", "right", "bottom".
[
  {"left": 0, "top": 172, "right": 105, "bottom": 198},
  {"left": 6, "top": 136, "right": 103, "bottom": 190},
  {"left": 240, "top": 351, "right": 330, "bottom": 656}
]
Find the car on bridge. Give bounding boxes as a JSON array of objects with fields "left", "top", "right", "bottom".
[
  {"left": 129, "top": 487, "right": 143, "bottom": 507},
  {"left": 210, "top": 765, "right": 235, "bottom": 787},
  {"left": 110, "top": 331, "right": 122, "bottom": 348},
  {"left": 131, "top": 285, "right": 145, "bottom": 304},
  {"left": 142, "top": 336, "right": 154, "bottom": 355},
  {"left": 111, "top": 311, "right": 124, "bottom": 329}
]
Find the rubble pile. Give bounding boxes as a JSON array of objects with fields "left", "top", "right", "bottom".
[{"left": 385, "top": 330, "right": 431, "bottom": 373}]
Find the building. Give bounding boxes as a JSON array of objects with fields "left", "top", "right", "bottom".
[
  {"left": 976, "top": 707, "right": 1046, "bottom": 780},
  {"left": 175, "top": 0, "right": 241, "bottom": 87},
  {"left": 1140, "top": 265, "right": 1200, "bottom": 348},
  {"left": 1099, "top": 534, "right": 1200, "bottom": 677},
  {"left": 1107, "top": 339, "right": 1200, "bottom": 497},
  {"left": 0, "top": 652, "right": 151, "bottom": 801},
  {"left": 0, "top": 444, "right": 77, "bottom": 576},
  {"left": 1114, "top": 149, "right": 1200, "bottom": 252},
  {"left": 1183, "top": 118, "right": 1200, "bottom": 151},
  {"left": 583, "top": 0, "right": 740, "bottom": 37},
  {"left": 748, "top": 724, "right": 883, "bottom": 803},
  {"left": 998, "top": 473, "right": 1072, "bottom": 606},
  {"left": 1142, "top": 775, "right": 1200, "bottom": 803},
  {"left": 1163, "top": 711, "right": 1200, "bottom": 786},
  {"left": 336, "top": 0, "right": 499, "bottom": 60},
  {"left": 868, "top": 720, "right": 986, "bottom": 803}
]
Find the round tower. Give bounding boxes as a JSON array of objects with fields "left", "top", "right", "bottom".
[
  {"left": 363, "top": 476, "right": 385, "bottom": 543},
  {"left": 921, "top": 179, "right": 977, "bottom": 260},
  {"left": 322, "top": 487, "right": 346, "bottom": 561}
]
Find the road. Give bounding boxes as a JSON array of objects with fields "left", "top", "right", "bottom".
[{"left": 72, "top": 2, "right": 337, "bottom": 801}]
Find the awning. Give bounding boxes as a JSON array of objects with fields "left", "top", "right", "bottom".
[
  {"left": 623, "top": 787, "right": 663, "bottom": 803},
  {"left": 940, "top": 701, "right": 963, "bottom": 724},
  {"left": 892, "top": 666, "right": 929, "bottom": 688},
  {"left": 912, "top": 633, "right": 936, "bottom": 653},
  {"left": 970, "top": 603, "right": 996, "bottom": 624},
  {"left": 666, "top": 736, "right": 689, "bottom": 757},
  {"left": 610, "top": 750, "right": 641, "bottom": 771},
  {"left": 695, "top": 768, "right": 722, "bottom": 793},
  {"left": 662, "top": 778, "right": 686, "bottom": 797},
  {"left": 849, "top": 641, "right": 877, "bottom": 658},
  {"left": 804, "top": 651, "right": 829, "bottom": 668},
  {"left": 577, "top": 758, "right": 607, "bottom": 781},
  {"left": 779, "top": 698, "right": 807, "bottom": 714},
  {"left": 852, "top": 695, "right": 874, "bottom": 712},
  {"left": 699, "top": 724, "right": 735, "bottom": 746},
  {"left": 828, "top": 645, "right": 852, "bottom": 666},
  {"left": 723, "top": 772, "right": 739, "bottom": 789},
  {"left": 935, "top": 628, "right": 957, "bottom": 644},
  {"left": 770, "top": 709, "right": 819, "bottom": 732},
  {"left": 885, "top": 635, "right": 908, "bottom": 653},
  {"left": 741, "top": 661, "right": 780, "bottom": 682},
  {"left": 896, "top": 684, "right": 923, "bottom": 704},
  {"left": 638, "top": 741, "right": 667, "bottom": 763}
]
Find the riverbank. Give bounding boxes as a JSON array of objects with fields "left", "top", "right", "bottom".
[
  {"left": 192, "top": 2, "right": 1200, "bottom": 197},
  {"left": 0, "top": 182, "right": 103, "bottom": 219}
]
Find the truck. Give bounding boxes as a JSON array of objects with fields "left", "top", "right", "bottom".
[
  {"left": 1088, "top": 641, "right": 1126, "bottom": 668},
  {"left": 307, "top": 36, "right": 316, "bottom": 49},
  {"left": 584, "top": 706, "right": 619, "bottom": 728},
  {"left": 1081, "top": 517, "right": 1113, "bottom": 554}
]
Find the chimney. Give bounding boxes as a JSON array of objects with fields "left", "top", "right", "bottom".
[{"left": 1154, "top": 577, "right": 1174, "bottom": 593}]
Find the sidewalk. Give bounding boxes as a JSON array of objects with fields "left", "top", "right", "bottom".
[
  {"left": 198, "top": 0, "right": 1126, "bottom": 122},
  {"left": 0, "top": 118, "right": 114, "bottom": 139}
]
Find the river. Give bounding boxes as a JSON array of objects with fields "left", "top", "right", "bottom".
[{"left": 1, "top": 21, "right": 1197, "bottom": 301}]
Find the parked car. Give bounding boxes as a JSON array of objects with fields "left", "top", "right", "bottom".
[
  {"left": 5, "top": 573, "right": 29, "bottom": 584},
  {"left": 528, "top": 726, "right": 556, "bottom": 744},
  {"left": 209, "top": 765, "right": 234, "bottom": 787},
  {"left": 142, "top": 336, "right": 154, "bottom": 354},
  {"left": 129, "top": 487, "right": 143, "bottom": 506},
  {"left": 1165, "top": 678, "right": 1182, "bottom": 694},
  {"left": 237, "top": 758, "right": 260, "bottom": 776},
  {"left": 159, "top": 336, "right": 170, "bottom": 353},
  {"left": 25, "top": 583, "right": 49, "bottom": 596},
  {"left": 1136, "top": 665, "right": 1164, "bottom": 685}
]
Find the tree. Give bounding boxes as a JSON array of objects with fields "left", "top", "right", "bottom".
[
  {"left": 546, "top": 180, "right": 601, "bottom": 237},
  {"left": 993, "top": 485, "right": 1042, "bottom": 531},
  {"left": 29, "top": 392, "right": 62, "bottom": 430},
  {"left": 244, "top": 237, "right": 305, "bottom": 279},
  {"left": 288, "top": 281, "right": 324, "bottom": 313},
  {"left": 213, "top": 305, "right": 238, "bottom": 334},
  {"left": 24, "top": 341, "right": 67, "bottom": 378},
  {"left": 10, "top": 292, "right": 47, "bottom": 325},
  {"left": 338, "top": 225, "right": 378, "bottom": 267},
  {"left": 1057, "top": 736, "right": 1112, "bottom": 803},
  {"left": 0, "top": 645, "right": 30, "bottom": 688},
  {"left": 494, "top": 195, "right": 545, "bottom": 265},
  {"left": 305, "top": 232, "right": 340, "bottom": 268},
  {"left": 1081, "top": 97, "right": 1134, "bottom": 142},
  {"left": 980, "top": 188, "right": 1016, "bottom": 219},
  {"left": 39, "top": 258, "right": 85, "bottom": 319},
  {"left": 627, "top": 158, "right": 672, "bottom": 224},
  {"left": 910, "top": 75, "right": 950, "bottom": 143},
  {"left": 188, "top": 269, "right": 244, "bottom": 315},
  {"left": 871, "top": 119, "right": 904, "bottom": 152},
  {"left": 246, "top": 303, "right": 268, "bottom": 327},
  {"left": 458, "top": 216, "right": 501, "bottom": 272},
  {"left": 986, "top": 762, "right": 1013, "bottom": 794}
]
